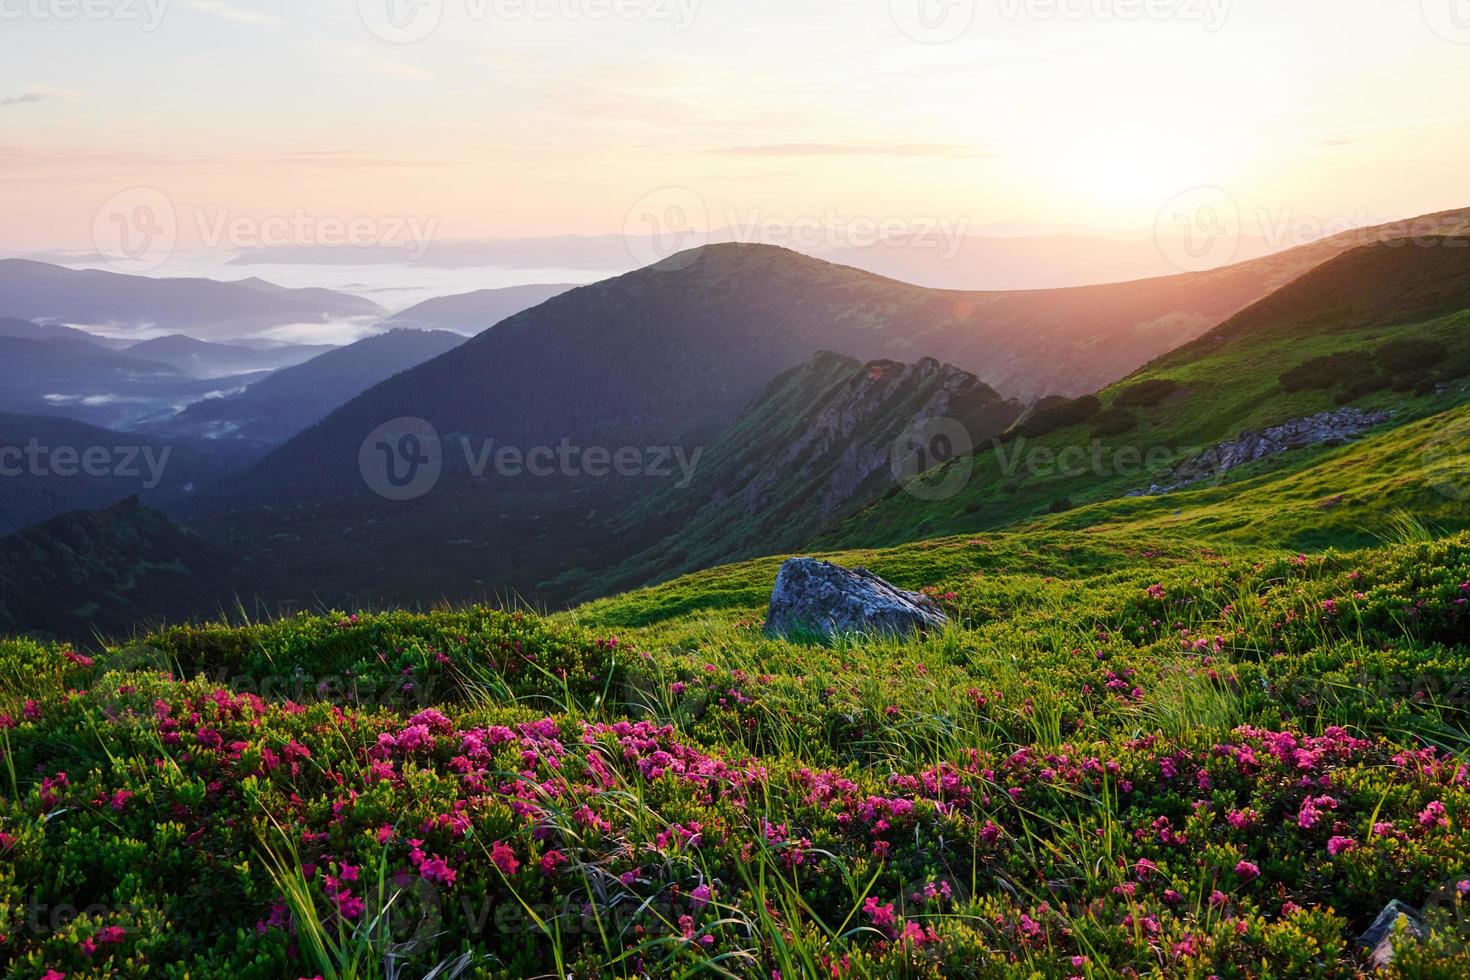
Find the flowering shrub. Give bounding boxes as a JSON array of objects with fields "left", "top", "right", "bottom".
[{"left": 1, "top": 533, "right": 1468, "bottom": 976}]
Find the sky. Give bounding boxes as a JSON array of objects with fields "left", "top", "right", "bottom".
[{"left": 3, "top": 0, "right": 1469, "bottom": 256}]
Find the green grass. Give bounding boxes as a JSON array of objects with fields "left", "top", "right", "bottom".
[{"left": 819, "top": 308, "right": 1470, "bottom": 552}]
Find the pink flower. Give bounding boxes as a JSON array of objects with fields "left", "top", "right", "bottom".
[
  {"left": 1234, "top": 860, "right": 1260, "bottom": 881},
  {"left": 490, "top": 840, "right": 520, "bottom": 876},
  {"left": 1419, "top": 801, "right": 1449, "bottom": 829},
  {"left": 539, "top": 850, "right": 567, "bottom": 876},
  {"left": 1327, "top": 836, "right": 1356, "bottom": 856},
  {"left": 41, "top": 972, "right": 66, "bottom": 980},
  {"left": 690, "top": 884, "right": 713, "bottom": 911},
  {"left": 1226, "top": 808, "right": 1258, "bottom": 830},
  {"left": 418, "top": 856, "right": 457, "bottom": 887},
  {"left": 861, "top": 895, "right": 896, "bottom": 929},
  {"left": 1146, "top": 584, "right": 1166, "bottom": 600}
]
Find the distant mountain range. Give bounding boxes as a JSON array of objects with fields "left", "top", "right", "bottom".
[
  {"left": 221, "top": 221, "right": 1470, "bottom": 292},
  {"left": 0, "top": 316, "right": 132, "bottom": 348},
  {"left": 203, "top": 212, "right": 1470, "bottom": 512},
  {"left": 0, "top": 334, "right": 271, "bottom": 430},
  {"left": 377, "top": 283, "right": 577, "bottom": 334},
  {"left": 146, "top": 328, "right": 467, "bottom": 453},
  {"left": 215, "top": 227, "right": 1285, "bottom": 291},
  {"left": 0, "top": 259, "right": 383, "bottom": 339},
  {"left": 121, "top": 335, "right": 337, "bottom": 378}
]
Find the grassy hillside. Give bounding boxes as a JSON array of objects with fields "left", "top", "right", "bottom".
[
  {"left": 562, "top": 352, "right": 1022, "bottom": 599},
  {"left": 824, "top": 240, "right": 1470, "bottom": 551},
  {"left": 2, "top": 510, "right": 1467, "bottom": 975}
]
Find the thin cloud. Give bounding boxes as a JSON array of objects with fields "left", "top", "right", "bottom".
[
  {"left": 1, "top": 85, "right": 82, "bottom": 108},
  {"left": 710, "top": 143, "right": 989, "bottom": 160}
]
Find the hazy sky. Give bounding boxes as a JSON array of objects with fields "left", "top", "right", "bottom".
[{"left": 3, "top": 0, "right": 1469, "bottom": 253}]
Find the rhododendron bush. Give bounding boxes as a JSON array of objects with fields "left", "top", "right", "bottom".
[{"left": 1, "top": 532, "right": 1469, "bottom": 977}]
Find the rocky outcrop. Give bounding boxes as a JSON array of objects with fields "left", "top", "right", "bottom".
[
  {"left": 1356, "top": 900, "right": 1425, "bottom": 969},
  {"left": 1142, "top": 407, "right": 1392, "bottom": 494},
  {"left": 765, "top": 558, "right": 947, "bottom": 641},
  {"left": 738, "top": 354, "right": 1015, "bottom": 518}
]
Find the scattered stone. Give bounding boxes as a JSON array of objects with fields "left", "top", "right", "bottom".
[
  {"left": 1144, "top": 407, "right": 1393, "bottom": 494},
  {"left": 1356, "top": 900, "right": 1426, "bottom": 970},
  {"left": 765, "top": 558, "right": 947, "bottom": 640}
]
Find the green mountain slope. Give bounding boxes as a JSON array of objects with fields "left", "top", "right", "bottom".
[
  {"left": 0, "top": 497, "right": 241, "bottom": 641},
  {"left": 822, "top": 238, "right": 1470, "bottom": 550},
  {"left": 6, "top": 489, "right": 1468, "bottom": 974},
  {"left": 563, "top": 351, "right": 1022, "bottom": 598}
]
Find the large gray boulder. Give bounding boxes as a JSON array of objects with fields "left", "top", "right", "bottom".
[
  {"left": 764, "top": 558, "right": 947, "bottom": 640},
  {"left": 1356, "top": 900, "right": 1426, "bottom": 969}
]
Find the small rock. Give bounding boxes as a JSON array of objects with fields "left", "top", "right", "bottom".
[
  {"left": 1357, "top": 900, "right": 1426, "bottom": 969},
  {"left": 765, "top": 558, "right": 947, "bottom": 640}
]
